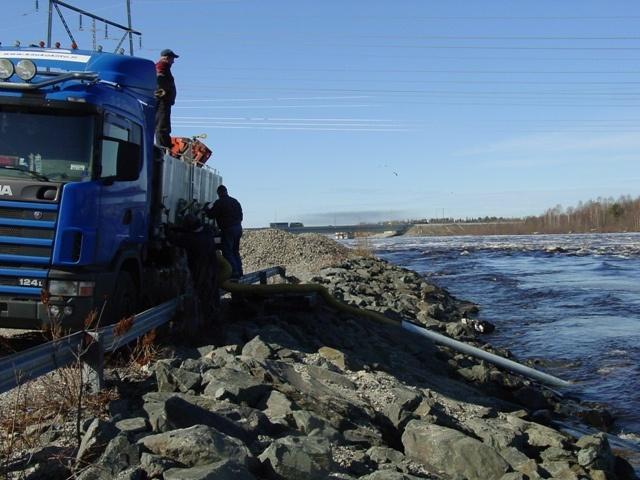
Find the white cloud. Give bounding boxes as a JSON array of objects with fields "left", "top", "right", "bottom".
[{"left": 457, "top": 132, "right": 640, "bottom": 157}]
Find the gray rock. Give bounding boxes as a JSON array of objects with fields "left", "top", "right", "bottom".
[
  {"left": 380, "top": 387, "right": 422, "bottom": 429},
  {"left": 305, "top": 364, "right": 357, "bottom": 390},
  {"left": 76, "top": 418, "right": 119, "bottom": 464},
  {"left": 292, "top": 410, "right": 341, "bottom": 441},
  {"left": 504, "top": 415, "right": 568, "bottom": 449},
  {"left": 359, "top": 472, "right": 424, "bottom": 480},
  {"left": 242, "top": 336, "right": 274, "bottom": 362},
  {"left": 263, "top": 389, "right": 294, "bottom": 425},
  {"left": 318, "top": 346, "right": 352, "bottom": 370},
  {"left": 498, "top": 446, "right": 532, "bottom": 470},
  {"left": 539, "top": 446, "right": 574, "bottom": 463},
  {"left": 115, "top": 417, "right": 149, "bottom": 436},
  {"left": 155, "top": 362, "right": 202, "bottom": 393},
  {"left": 96, "top": 433, "right": 141, "bottom": 476},
  {"left": 343, "top": 425, "right": 385, "bottom": 447},
  {"left": 254, "top": 324, "right": 302, "bottom": 352},
  {"left": 163, "top": 459, "right": 255, "bottom": 480},
  {"left": 202, "top": 345, "right": 238, "bottom": 368},
  {"left": 161, "top": 395, "right": 253, "bottom": 442},
  {"left": 402, "top": 420, "right": 509, "bottom": 480},
  {"left": 366, "top": 446, "right": 405, "bottom": 465},
  {"left": 140, "top": 452, "right": 181, "bottom": 478},
  {"left": 259, "top": 435, "right": 334, "bottom": 480},
  {"left": 457, "top": 364, "right": 491, "bottom": 383},
  {"left": 463, "top": 418, "right": 525, "bottom": 450},
  {"left": 540, "top": 460, "right": 585, "bottom": 479},
  {"left": 115, "top": 467, "right": 145, "bottom": 480},
  {"left": 203, "top": 367, "right": 271, "bottom": 407},
  {"left": 139, "top": 424, "right": 252, "bottom": 468},
  {"left": 576, "top": 433, "right": 615, "bottom": 472},
  {"left": 499, "top": 474, "right": 526, "bottom": 480},
  {"left": 142, "top": 399, "right": 169, "bottom": 433},
  {"left": 76, "top": 467, "right": 113, "bottom": 480}
]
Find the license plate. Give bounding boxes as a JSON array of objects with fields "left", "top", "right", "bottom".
[{"left": 18, "top": 278, "right": 44, "bottom": 287}]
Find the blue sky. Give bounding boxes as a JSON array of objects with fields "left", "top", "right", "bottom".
[{"left": 3, "top": 0, "right": 640, "bottom": 227}]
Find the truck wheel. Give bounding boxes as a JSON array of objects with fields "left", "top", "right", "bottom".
[{"left": 105, "top": 271, "right": 139, "bottom": 325}]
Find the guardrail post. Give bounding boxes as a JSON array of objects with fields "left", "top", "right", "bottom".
[{"left": 81, "top": 332, "right": 104, "bottom": 394}]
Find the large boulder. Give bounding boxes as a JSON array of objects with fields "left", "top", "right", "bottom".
[
  {"left": 259, "top": 435, "right": 334, "bottom": 480},
  {"left": 401, "top": 420, "right": 510, "bottom": 480},
  {"left": 202, "top": 367, "right": 271, "bottom": 407},
  {"left": 138, "top": 424, "right": 252, "bottom": 468},
  {"left": 163, "top": 459, "right": 256, "bottom": 480},
  {"left": 76, "top": 418, "right": 119, "bottom": 464}
]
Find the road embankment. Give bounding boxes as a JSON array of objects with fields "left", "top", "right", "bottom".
[{"left": 2, "top": 230, "right": 636, "bottom": 479}]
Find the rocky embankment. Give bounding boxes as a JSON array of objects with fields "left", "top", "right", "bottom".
[{"left": 4, "top": 230, "right": 638, "bottom": 479}]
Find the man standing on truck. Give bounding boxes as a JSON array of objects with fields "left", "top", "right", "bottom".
[
  {"left": 155, "top": 48, "right": 179, "bottom": 148},
  {"left": 207, "top": 185, "right": 244, "bottom": 279}
]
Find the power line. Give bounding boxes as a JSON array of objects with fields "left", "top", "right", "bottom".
[
  {"left": 198, "top": 66, "right": 640, "bottom": 75},
  {"left": 178, "top": 84, "right": 640, "bottom": 96},
  {"left": 194, "top": 77, "right": 640, "bottom": 86}
]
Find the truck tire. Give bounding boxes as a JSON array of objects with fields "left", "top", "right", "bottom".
[{"left": 105, "top": 271, "right": 138, "bottom": 325}]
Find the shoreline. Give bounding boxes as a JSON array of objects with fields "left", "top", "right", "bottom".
[{"left": 2, "top": 231, "right": 638, "bottom": 479}]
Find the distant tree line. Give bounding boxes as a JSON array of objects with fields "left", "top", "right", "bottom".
[
  {"left": 402, "top": 195, "right": 640, "bottom": 236},
  {"left": 521, "top": 195, "right": 640, "bottom": 234}
]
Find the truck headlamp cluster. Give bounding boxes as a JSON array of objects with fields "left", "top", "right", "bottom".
[
  {"left": 15, "top": 59, "right": 37, "bottom": 81},
  {"left": 0, "top": 59, "right": 14, "bottom": 80},
  {"left": 48, "top": 280, "right": 95, "bottom": 297},
  {"left": 0, "top": 58, "right": 37, "bottom": 81}
]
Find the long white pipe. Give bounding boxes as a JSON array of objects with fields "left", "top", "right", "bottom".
[{"left": 402, "top": 320, "right": 572, "bottom": 389}]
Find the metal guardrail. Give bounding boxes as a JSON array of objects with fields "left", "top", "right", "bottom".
[
  {"left": 0, "top": 331, "right": 84, "bottom": 395},
  {"left": 0, "top": 266, "right": 286, "bottom": 395},
  {"left": 0, "top": 298, "right": 180, "bottom": 395},
  {"left": 237, "top": 266, "right": 286, "bottom": 285}
]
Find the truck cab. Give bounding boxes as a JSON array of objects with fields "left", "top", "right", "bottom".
[{"left": 0, "top": 47, "right": 219, "bottom": 330}]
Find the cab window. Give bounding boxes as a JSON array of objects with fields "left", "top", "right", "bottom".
[{"left": 100, "top": 113, "right": 142, "bottom": 178}]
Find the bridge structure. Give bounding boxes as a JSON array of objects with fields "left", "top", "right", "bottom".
[{"left": 268, "top": 223, "right": 413, "bottom": 236}]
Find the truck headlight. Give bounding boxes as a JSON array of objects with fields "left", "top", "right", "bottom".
[
  {"left": 48, "top": 280, "right": 78, "bottom": 296},
  {"left": 48, "top": 280, "right": 95, "bottom": 297},
  {"left": 0, "top": 59, "right": 14, "bottom": 80},
  {"left": 15, "top": 59, "right": 36, "bottom": 81}
]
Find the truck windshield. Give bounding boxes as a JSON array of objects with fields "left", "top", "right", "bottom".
[{"left": 0, "top": 108, "right": 95, "bottom": 182}]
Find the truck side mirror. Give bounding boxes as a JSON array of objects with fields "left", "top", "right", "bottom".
[{"left": 115, "top": 142, "right": 141, "bottom": 181}]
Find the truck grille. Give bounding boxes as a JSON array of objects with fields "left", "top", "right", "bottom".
[{"left": 0, "top": 200, "right": 57, "bottom": 297}]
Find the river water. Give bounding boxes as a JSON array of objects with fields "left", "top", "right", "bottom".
[{"left": 357, "top": 233, "right": 640, "bottom": 442}]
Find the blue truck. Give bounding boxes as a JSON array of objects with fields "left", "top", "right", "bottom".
[{"left": 0, "top": 47, "right": 222, "bottom": 330}]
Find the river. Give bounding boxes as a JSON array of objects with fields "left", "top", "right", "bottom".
[{"left": 355, "top": 233, "right": 640, "bottom": 445}]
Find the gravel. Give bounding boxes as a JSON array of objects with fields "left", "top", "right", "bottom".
[{"left": 241, "top": 228, "right": 353, "bottom": 281}]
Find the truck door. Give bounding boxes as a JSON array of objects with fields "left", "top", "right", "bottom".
[{"left": 95, "top": 112, "right": 146, "bottom": 265}]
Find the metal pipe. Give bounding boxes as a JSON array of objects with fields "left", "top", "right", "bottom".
[
  {"left": 402, "top": 320, "right": 572, "bottom": 388},
  {"left": 0, "top": 72, "right": 98, "bottom": 91}
]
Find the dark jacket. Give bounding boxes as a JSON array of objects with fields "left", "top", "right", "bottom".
[
  {"left": 155, "top": 60, "right": 176, "bottom": 105},
  {"left": 167, "top": 227, "right": 217, "bottom": 287},
  {"left": 207, "top": 195, "right": 243, "bottom": 229}
]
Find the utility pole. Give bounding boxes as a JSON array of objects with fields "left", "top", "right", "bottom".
[
  {"left": 126, "top": 0, "right": 133, "bottom": 55},
  {"left": 45, "top": 0, "right": 141, "bottom": 54},
  {"left": 47, "top": 0, "right": 53, "bottom": 47}
]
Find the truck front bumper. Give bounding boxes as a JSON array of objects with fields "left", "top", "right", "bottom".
[
  {"left": 0, "top": 296, "right": 95, "bottom": 330},
  {"left": 0, "top": 270, "right": 116, "bottom": 331}
]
